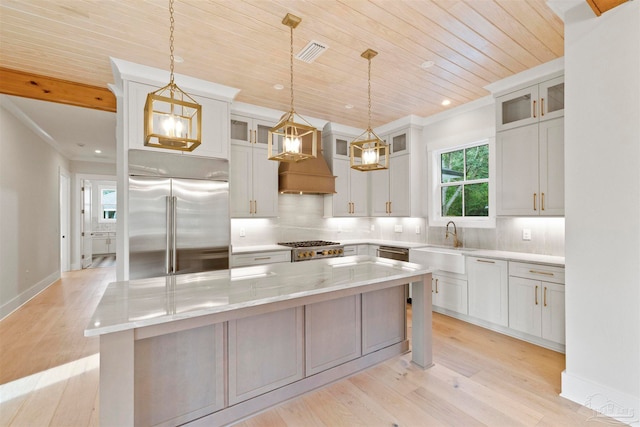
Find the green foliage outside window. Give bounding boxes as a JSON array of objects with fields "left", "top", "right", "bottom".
[{"left": 440, "top": 144, "right": 489, "bottom": 217}]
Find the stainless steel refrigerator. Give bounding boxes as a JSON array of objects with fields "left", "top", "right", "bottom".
[{"left": 128, "top": 150, "right": 230, "bottom": 280}]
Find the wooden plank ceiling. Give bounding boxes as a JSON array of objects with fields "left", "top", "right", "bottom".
[{"left": 0, "top": 0, "right": 564, "bottom": 128}]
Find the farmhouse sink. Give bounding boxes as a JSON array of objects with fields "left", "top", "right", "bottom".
[{"left": 409, "top": 246, "right": 475, "bottom": 274}]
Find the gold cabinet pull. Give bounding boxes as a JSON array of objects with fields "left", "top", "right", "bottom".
[
  {"left": 249, "top": 200, "right": 253, "bottom": 214},
  {"left": 533, "top": 100, "right": 537, "bottom": 118},
  {"left": 432, "top": 278, "right": 435, "bottom": 293},
  {"left": 254, "top": 200, "right": 257, "bottom": 214},
  {"left": 351, "top": 202, "right": 354, "bottom": 214},
  {"left": 535, "top": 285, "right": 539, "bottom": 305},
  {"left": 385, "top": 201, "right": 389, "bottom": 214},
  {"left": 254, "top": 256, "right": 271, "bottom": 261},
  {"left": 541, "top": 192, "right": 545, "bottom": 211},
  {"left": 529, "top": 269, "right": 554, "bottom": 276},
  {"left": 388, "top": 201, "right": 392, "bottom": 214},
  {"left": 477, "top": 259, "right": 495, "bottom": 264},
  {"left": 541, "top": 98, "right": 545, "bottom": 116},
  {"left": 533, "top": 193, "right": 537, "bottom": 211},
  {"left": 435, "top": 278, "right": 439, "bottom": 294},
  {"left": 544, "top": 286, "right": 547, "bottom": 307}
]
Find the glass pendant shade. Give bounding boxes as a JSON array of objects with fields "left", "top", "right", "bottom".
[
  {"left": 268, "top": 110, "right": 317, "bottom": 162},
  {"left": 350, "top": 129, "right": 388, "bottom": 171},
  {"left": 144, "top": 83, "right": 202, "bottom": 151}
]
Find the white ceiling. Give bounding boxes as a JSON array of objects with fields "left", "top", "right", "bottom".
[{"left": 3, "top": 95, "right": 117, "bottom": 163}]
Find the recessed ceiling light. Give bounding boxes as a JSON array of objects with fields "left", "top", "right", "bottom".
[
  {"left": 441, "top": 99, "right": 451, "bottom": 106},
  {"left": 273, "top": 84, "right": 284, "bottom": 90},
  {"left": 345, "top": 104, "right": 354, "bottom": 109},
  {"left": 77, "top": 143, "right": 85, "bottom": 147},
  {"left": 174, "top": 55, "right": 184, "bottom": 63},
  {"left": 95, "top": 149, "right": 102, "bottom": 154},
  {"left": 420, "top": 60, "right": 435, "bottom": 69}
]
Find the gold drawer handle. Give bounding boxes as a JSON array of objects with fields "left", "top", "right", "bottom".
[
  {"left": 254, "top": 257, "right": 271, "bottom": 261},
  {"left": 535, "top": 285, "right": 539, "bottom": 305},
  {"left": 477, "top": 259, "right": 495, "bottom": 264},
  {"left": 529, "top": 269, "right": 554, "bottom": 276}
]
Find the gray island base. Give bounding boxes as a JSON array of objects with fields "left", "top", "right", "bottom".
[{"left": 85, "top": 255, "right": 433, "bottom": 426}]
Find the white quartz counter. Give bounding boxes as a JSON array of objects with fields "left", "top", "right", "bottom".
[{"left": 85, "top": 255, "right": 430, "bottom": 337}]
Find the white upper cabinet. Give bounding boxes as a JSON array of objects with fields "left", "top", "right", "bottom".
[
  {"left": 329, "top": 158, "right": 368, "bottom": 216},
  {"left": 126, "top": 80, "right": 230, "bottom": 159},
  {"left": 370, "top": 154, "right": 411, "bottom": 217},
  {"left": 230, "top": 115, "right": 278, "bottom": 218},
  {"left": 496, "top": 75, "right": 564, "bottom": 132},
  {"left": 497, "top": 117, "right": 564, "bottom": 216},
  {"left": 323, "top": 126, "right": 369, "bottom": 217}
]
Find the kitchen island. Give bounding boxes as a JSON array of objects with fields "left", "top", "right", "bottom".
[{"left": 85, "top": 255, "right": 433, "bottom": 426}]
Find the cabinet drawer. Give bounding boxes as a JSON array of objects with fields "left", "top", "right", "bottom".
[
  {"left": 509, "top": 261, "right": 564, "bottom": 284},
  {"left": 231, "top": 250, "right": 291, "bottom": 267}
]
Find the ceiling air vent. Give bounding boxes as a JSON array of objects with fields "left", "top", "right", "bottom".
[{"left": 295, "top": 40, "right": 328, "bottom": 63}]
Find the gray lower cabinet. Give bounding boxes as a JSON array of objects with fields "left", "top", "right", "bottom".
[
  {"left": 362, "top": 285, "right": 406, "bottom": 354},
  {"left": 305, "top": 295, "right": 362, "bottom": 376},
  {"left": 134, "top": 324, "right": 225, "bottom": 426},
  {"left": 228, "top": 307, "right": 304, "bottom": 405}
]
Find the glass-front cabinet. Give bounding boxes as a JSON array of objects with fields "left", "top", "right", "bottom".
[
  {"left": 496, "top": 76, "right": 564, "bottom": 132},
  {"left": 230, "top": 115, "right": 273, "bottom": 146}
]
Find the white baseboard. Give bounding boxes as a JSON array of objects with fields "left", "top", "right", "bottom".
[
  {"left": 561, "top": 370, "right": 640, "bottom": 427},
  {"left": 0, "top": 271, "right": 60, "bottom": 321}
]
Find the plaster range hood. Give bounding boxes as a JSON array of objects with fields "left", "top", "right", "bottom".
[{"left": 278, "top": 144, "right": 336, "bottom": 195}]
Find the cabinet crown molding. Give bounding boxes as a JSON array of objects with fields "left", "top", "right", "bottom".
[{"left": 485, "top": 58, "right": 564, "bottom": 97}]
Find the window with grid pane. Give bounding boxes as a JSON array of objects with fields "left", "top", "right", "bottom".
[{"left": 439, "top": 143, "right": 489, "bottom": 218}]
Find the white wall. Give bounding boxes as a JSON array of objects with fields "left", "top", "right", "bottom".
[
  {"left": 0, "top": 101, "right": 70, "bottom": 319},
  {"left": 561, "top": 2, "right": 640, "bottom": 425}
]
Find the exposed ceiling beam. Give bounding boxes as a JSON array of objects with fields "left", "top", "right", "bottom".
[
  {"left": 0, "top": 67, "right": 116, "bottom": 112},
  {"left": 585, "top": 0, "right": 629, "bottom": 16}
]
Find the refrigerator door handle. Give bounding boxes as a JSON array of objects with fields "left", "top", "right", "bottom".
[
  {"left": 171, "top": 196, "right": 178, "bottom": 274},
  {"left": 165, "top": 196, "right": 172, "bottom": 275}
]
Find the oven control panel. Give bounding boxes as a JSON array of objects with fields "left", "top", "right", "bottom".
[{"left": 293, "top": 246, "right": 344, "bottom": 261}]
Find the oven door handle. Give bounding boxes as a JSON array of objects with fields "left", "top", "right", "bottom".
[{"left": 377, "top": 248, "right": 409, "bottom": 256}]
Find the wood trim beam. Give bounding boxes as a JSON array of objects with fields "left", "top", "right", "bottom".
[
  {"left": 0, "top": 67, "right": 116, "bottom": 112},
  {"left": 585, "top": 0, "right": 629, "bottom": 16}
]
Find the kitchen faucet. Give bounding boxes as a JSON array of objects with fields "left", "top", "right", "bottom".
[{"left": 445, "top": 220, "right": 462, "bottom": 248}]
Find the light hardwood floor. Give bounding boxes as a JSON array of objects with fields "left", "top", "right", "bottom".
[{"left": 0, "top": 267, "right": 626, "bottom": 426}]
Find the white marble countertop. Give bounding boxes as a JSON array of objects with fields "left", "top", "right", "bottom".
[
  {"left": 85, "top": 255, "right": 431, "bottom": 337},
  {"left": 231, "top": 240, "right": 564, "bottom": 266}
]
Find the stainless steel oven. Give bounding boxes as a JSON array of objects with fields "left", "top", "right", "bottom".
[{"left": 377, "top": 246, "right": 409, "bottom": 262}]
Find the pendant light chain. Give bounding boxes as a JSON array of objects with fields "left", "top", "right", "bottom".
[
  {"left": 289, "top": 24, "right": 295, "bottom": 113},
  {"left": 367, "top": 57, "right": 372, "bottom": 132},
  {"left": 168, "top": 0, "right": 175, "bottom": 85}
]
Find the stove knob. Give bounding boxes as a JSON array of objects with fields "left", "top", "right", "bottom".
[
  {"left": 309, "top": 252, "right": 315, "bottom": 258},
  {"left": 322, "top": 250, "right": 328, "bottom": 255},
  {"left": 329, "top": 249, "right": 335, "bottom": 255},
  {"left": 338, "top": 248, "right": 344, "bottom": 254}
]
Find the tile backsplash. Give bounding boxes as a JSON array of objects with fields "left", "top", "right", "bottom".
[{"left": 231, "top": 195, "right": 565, "bottom": 256}]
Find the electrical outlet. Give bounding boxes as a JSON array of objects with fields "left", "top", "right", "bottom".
[
  {"left": 394, "top": 224, "right": 403, "bottom": 233},
  {"left": 415, "top": 225, "right": 421, "bottom": 234},
  {"left": 239, "top": 227, "right": 246, "bottom": 237},
  {"left": 522, "top": 228, "right": 531, "bottom": 241}
]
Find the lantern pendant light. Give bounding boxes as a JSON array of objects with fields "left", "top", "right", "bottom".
[
  {"left": 268, "top": 13, "right": 317, "bottom": 163},
  {"left": 144, "top": 0, "right": 202, "bottom": 151},
  {"left": 350, "top": 49, "right": 388, "bottom": 171}
]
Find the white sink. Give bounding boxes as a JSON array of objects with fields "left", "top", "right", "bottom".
[{"left": 409, "top": 246, "right": 472, "bottom": 274}]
